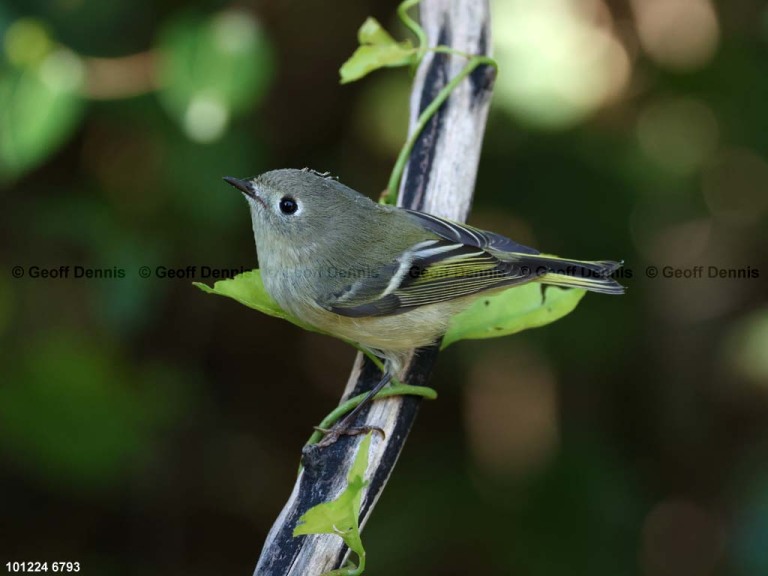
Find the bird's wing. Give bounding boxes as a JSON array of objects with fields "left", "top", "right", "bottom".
[
  {"left": 403, "top": 209, "right": 540, "bottom": 255},
  {"left": 325, "top": 211, "right": 539, "bottom": 318}
]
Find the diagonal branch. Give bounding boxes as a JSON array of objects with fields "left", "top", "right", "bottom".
[{"left": 254, "top": 1, "right": 494, "bottom": 573}]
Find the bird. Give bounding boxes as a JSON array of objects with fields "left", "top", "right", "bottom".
[{"left": 224, "top": 168, "right": 623, "bottom": 444}]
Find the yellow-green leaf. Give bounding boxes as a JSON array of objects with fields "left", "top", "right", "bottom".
[
  {"left": 357, "top": 17, "right": 397, "bottom": 46},
  {"left": 340, "top": 44, "right": 416, "bottom": 84},
  {"left": 293, "top": 434, "right": 373, "bottom": 576},
  {"left": 339, "top": 17, "right": 416, "bottom": 84},
  {"left": 442, "top": 284, "right": 586, "bottom": 348},
  {"left": 193, "top": 270, "right": 319, "bottom": 334}
]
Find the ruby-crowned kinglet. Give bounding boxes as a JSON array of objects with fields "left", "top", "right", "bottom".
[{"left": 224, "top": 168, "right": 623, "bottom": 440}]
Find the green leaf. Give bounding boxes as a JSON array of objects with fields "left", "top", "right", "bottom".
[
  {"left": 442, "top": 284, "right": 586, "bottom": 348},
  {"left": 357, "top": 17, "right": 398, "bottom": 46},
  {"left": 193, "top": 270, "right": 320, "bottom": 334},
  {"left": 157, "top": 10, "right": 274, "bottom": 143},
  {"left": 0, "top": 49, "right": 85, "bottom": 181},
  {"left": 339, "top": 17, "right": 416, "bottom": 84},
  {"left": 294, "top": 434, "right": 373, "bottom": 576}
]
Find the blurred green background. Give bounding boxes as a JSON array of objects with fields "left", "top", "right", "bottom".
[{"left": 2, "top": 0, "right": 768, "bottom": 574}]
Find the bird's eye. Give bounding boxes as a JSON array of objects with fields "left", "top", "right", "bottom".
[{"left": 279, "top": 197, "right": 298, "bottom": 215}]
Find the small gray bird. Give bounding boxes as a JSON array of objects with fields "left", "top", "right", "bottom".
[{"left": 224, "top": 168, "right": 623, "bottom": 443}]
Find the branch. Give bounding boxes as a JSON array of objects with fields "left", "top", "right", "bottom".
[{"left": 253, "top": 1, "right": 494, "bottom": 573}]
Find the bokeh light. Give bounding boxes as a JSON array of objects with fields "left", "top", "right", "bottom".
[
  {"left": 630, "top": 0, "right": 720, "bottom": 71},
  {"left": 3, "top": 18, "right": 52, "bottom": 66},
  {"left": 212, "top": 10, "right": 261, "bottom": 55},
  {"left": 723, "top": 307, "right": 768, "bottom": 390},
  {"left": 491, "top": 0, "right": 630, "bottom": 128},
  {"left": 39, "top": 49, "right": 84, "bottom": 92},
  {"left": 184, "top": 93, "right": 229, "bottom": 143},
  {"left": 636, "top": 97, "right": 719, "bottom": 175},
  {"left": 702, "top": 148, "right": 768, "bottom": 225},
  {"left": 641, "top": 499, "right": 724, "bottom": 576},
  {"left": 464, "top": 345, "right": 558, "bottom": 478}
]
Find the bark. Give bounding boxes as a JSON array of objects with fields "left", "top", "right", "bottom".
[{"left": 254, "top": 2, "right": 494, "bottom": 573}]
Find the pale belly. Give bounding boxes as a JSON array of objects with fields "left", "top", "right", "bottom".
[
  {"left": 261, "top": 259, "right": 476, "bottom": 361},
  {"left": 296, "top": 298, "right": 473, "bottom": 353}
]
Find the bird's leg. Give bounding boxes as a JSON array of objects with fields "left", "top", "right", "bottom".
[{"left": 314, "top": 370, "right": 393, "bottom": 448}]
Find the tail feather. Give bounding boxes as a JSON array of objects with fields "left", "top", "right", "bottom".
[{"left": 514, "top": 254, "right": 625, "bottom": 295}]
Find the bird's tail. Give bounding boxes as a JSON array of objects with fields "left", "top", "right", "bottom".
[{"left": 515, "top": 254, "right": 625, "bottom": 295}]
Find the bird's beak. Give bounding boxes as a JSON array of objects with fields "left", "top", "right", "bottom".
[{"left": 223, "top": 176, "right": 255, "bottom": 199}]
